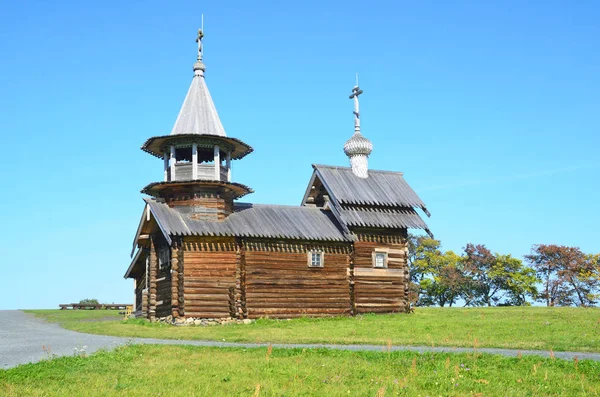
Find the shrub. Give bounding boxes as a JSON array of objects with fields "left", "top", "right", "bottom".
[{"left": 79, "top": 298, "right": 100, "bottom": 305}]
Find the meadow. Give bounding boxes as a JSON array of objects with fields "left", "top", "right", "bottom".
[
  {"left": 2, "top": 344, "right": 599, "bottom": 396},
  {"left": 26, "top": 306, "right": 600, "bottom": 352}
]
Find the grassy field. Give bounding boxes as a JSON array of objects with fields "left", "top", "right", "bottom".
[
  {"left": 26, "top": 307, "right": 600, "bottom": 352},
  {"left": 2, "top": 344, "right": 599, "bottom": 396}
]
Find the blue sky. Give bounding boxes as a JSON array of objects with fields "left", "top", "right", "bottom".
[{"left": 1, "top": 1, "right": 598, "bottom": 309}]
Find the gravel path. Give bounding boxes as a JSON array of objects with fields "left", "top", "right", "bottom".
[{"left": 1, "top": 310, "right": 599, "bottom": 370}]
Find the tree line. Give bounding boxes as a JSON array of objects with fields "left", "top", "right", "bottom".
[{"left": 407, "top": 235, "right": 599, "bottom": 307}]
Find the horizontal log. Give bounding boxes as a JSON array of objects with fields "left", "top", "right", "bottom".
[
  {"left": 355, "top": 297, "right": 403, "bottom": 303},
  {"left": 180, "top": 287, "right": 233, "bottom": 294},
  {"left": 248, "top": 308, "right": 348, "bottom": 316},
  {"left": 246, "top": 292, "right": 349, "bottom": 298},
  {"left": 355, "top": 302, "right": 403, "bottom": 307},
  {"left": 247, "top": 312, "right": 347, "bottom": 319},
  {"left": 184, "top": 277, "right": 234, "bottom": 284},
  {"left": 247, "top": 302, "right": 349, "bottom": 309},
  {"left": 184, "top": 303, "right": 231, "bottom": 310},
  {"left": 354, "top": 268, "right": 404, "bottom": 277},
  {"left": 247, "top": 297, "right": 350, "bottom": 303},
  {"left": 184, "top": 312, "right": 232, "bottom": 318},
  {"left": 184, "top": 293, "right": 231, "bottom": 300}
]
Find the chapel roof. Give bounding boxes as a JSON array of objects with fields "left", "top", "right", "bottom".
[
  {"left": 310, "top": 164, "right": 429, "bottom": 214},
  {"left": 142, "top": 198, "right": 349, "bottom": 245}
]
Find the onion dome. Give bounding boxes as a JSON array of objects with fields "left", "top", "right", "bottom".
[{"left": 344, "top": 132, "right": 373, "bottom": 156}]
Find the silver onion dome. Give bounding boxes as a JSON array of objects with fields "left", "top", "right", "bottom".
[{"left": 344, "top": 132, "right": 373, "bottom": 157}]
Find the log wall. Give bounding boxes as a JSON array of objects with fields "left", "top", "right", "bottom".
[
  {"left": 135, "top": 273, "right": 145, "bottom": 312},
  {"left": 182, "top": 238, "right": 237, "bottom": 318},
  {"left": 353, "top": 233, "right": 410, "bottom": 313},
  {"left": 243, "top": 241, "right": 351, "bottom": 318},
  {"left": 155, "top": 261, "right": 172, "bottom": 318}
]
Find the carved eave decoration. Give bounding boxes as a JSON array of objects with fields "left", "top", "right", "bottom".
[{"left": 141, "top": 134, "right": 253, "bottom": 160}]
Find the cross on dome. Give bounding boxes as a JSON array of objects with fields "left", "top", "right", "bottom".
[{"left": 344, "top": 83, "right": 373, "bottom": 178}]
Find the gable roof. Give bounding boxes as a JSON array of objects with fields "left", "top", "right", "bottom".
[
  {"left": 170, "top": 71, "right": 226, "bottom": 137},
  {"left": 140, "top": 199, "right": 348, "bottom": 243},
  {"left": 311, "top": 165, "right": 429, "bottom": 214},
  {"left": 302, "top": 164, "right": 432, "bottom": 237}
]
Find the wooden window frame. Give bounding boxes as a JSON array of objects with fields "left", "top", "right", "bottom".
[
  {"left": 158, "top": 247, "right": 171, "bottom": 271},
  {"left": 307, "top": 250, "right": 324, "bottom": 268},
  {"left": 372, "top": 249, "right": 389, "bottom": 269}
]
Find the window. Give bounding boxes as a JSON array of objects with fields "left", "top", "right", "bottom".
[
  {"left": 308, "top": 251, "right": 324, "bottom": 267},
  {"left": 373, "top": 251, "right": 388, "bottom": 268},
  {"left": 158, "top": 248, "right": 171, "bottom": 270}
]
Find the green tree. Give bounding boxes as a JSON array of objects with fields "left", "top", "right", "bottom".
[
  {"left": 494, "top": 254, "right": 538, "bottom": 306},
  {"left": 408, "top": 236, "right": 443, "bottom": 305},
  {"left": 463, "top": 244, "right": 538, "bottom": 306},
  {"left": 525, "top": 244, "right": 599, "bottom": 307},
  {"left": 418, "top": 250, "right": 466, "bottom": 307}
]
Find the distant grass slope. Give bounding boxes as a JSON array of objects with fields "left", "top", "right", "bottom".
[
  {"left": 2, "top": 345, "right": 598, "bottom": 396},
  {"left": 26, "top": 307, "right": 600, "bottom": 352}
]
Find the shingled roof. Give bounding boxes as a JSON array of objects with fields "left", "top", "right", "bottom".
[
  {"left": 312, "top": 165, "right": 429, "bottom": 214},
  {"left": 141, "top": 199, "right": 349, "bottom": 246},
  {"left": 170, "top": 67, "right": 226, "bottom": 137},
  {"left": 302, "top": 164, "right": 432, "bottom": 237},
  {"left": 337, "top": 206, "right": 429, "bottom": 229}
]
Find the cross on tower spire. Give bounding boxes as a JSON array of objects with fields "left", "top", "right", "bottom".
[
  {"left": 196, "top": 28, "right": 204, "bottom": 61},
  {"left": 193, "top": 23, "right": 206, "bottom": 75}
]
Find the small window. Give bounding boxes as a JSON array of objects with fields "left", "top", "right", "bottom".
[
  {"left": 158, "top": 248, "right": 171, "bottom": 270},
  {"left": 373, "top": 251, "right": 388, "bottom": 268},
  {"left": 308, "top": 251, "right": 324, "bottom": 267}
]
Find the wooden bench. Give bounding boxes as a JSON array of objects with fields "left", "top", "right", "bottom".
[{"left": 59, "top": 304, "right": 132, "bottom": 310}]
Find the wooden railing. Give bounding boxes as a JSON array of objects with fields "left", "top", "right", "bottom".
[{"left": 171, "top": 163, "right": 228, "bottom": 182}]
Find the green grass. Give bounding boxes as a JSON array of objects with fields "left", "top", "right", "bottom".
[
  {"left": 2, "top": 344, "right": 599, "bottom": 396},
  {"left": 26, "top": 307, "right": 600, "bottom": 352}
]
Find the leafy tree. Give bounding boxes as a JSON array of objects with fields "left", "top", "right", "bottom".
[
  {"left": 418, "top": 250, "right": 466, "bottom": 307},
  {"left": 408, "top": 236, "right": 443, "bottom": 305},
  {"left": 462, "top": 244, "right": 538, "bottom": 306},
  {"left": 494, "top": 254, "right": 538, "bottom": 306},
  {"left": 461, "top": 244, "right": 496, "bottom": 306},
  {"left": 525, "top": 245, "right": 599, "bottom": 307}
]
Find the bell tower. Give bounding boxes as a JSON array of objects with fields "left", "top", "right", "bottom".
[{"left": 140, "top": 29, "right": 253, "bottom": 221}]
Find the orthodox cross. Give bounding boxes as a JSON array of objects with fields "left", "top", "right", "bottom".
[
  {"left": 349, "top": 85, "right": 364, "bottom": 134},
  {"left": 196, "top": 28, "right": 204, "bottom": 61}
]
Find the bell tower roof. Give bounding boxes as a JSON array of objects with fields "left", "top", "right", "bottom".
[
  {"left": 170, "top": 28, "right": 226, "bottom": 137},
  {"left": 141, "top": 28, "right": 252, "bottom": 160}
]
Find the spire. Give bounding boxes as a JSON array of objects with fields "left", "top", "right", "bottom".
[
  {"left": 170, "top": 26, "right": 226, "bottom": 137},
  {"left": 343, "top": 82, "right": 373, "bottom": 178}
]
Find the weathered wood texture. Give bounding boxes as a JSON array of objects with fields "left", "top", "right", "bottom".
[
  {"left": 148, "top": 238, "right": 157, "bottom": 321},
  {"left": 234, "top": 243, "right": 247, "bottom": 318},
  {"left": 183, "top": 238, "right": 237, "bottom": 318},
  {"left": 155, "top": 262, "right": 172, "bottom": 318},
  {"left": 165, "top": 192, "right": 234, "bottom": 221},
  {"left": 170, "top": 245, "right": 180, "bottom": 317},
  {"left": 135, "top": 273, "right": 145, "bottom": 311},
  {"left": 353, "top": 234, "right": 410, "bottom": 313},
  {"left": 244, "top": 242, "right": 351, "bottom": 319}
]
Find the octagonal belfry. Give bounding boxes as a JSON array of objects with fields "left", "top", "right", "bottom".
[{"left": 140, "top": 29, "right": 253, "bottom": 219}]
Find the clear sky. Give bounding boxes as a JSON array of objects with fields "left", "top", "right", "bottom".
[{"left": 1, "top": 1, "right": 598, "bottom": 309}]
